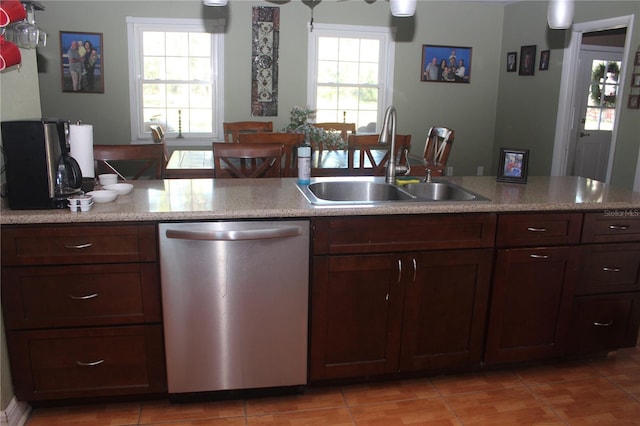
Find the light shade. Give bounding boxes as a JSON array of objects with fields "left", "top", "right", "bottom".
[
  {"left": 547, "top": 0, "right": 574, "bottom": 29},
  {"left": 390, "top": 0, "right": 416, "bottom": 17},
  {"left": 203, "top": 0, "right": 228, "bottom": 6}
]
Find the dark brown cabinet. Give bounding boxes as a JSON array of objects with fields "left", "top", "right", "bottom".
[
  {"left": 309, "top": 214, "right": 496, "bottom": 381},
  {"left": 1, "top": 223, "right": 166, "bottom": 401},
  {"left": 484, "top": 213, "right": 582, "bottom": 365},
  {"left": 566, "top": 213, "right": 640, "bottom": 354}
]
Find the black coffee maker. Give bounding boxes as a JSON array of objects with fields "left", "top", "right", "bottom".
[{"left": 1, "top": 119, "right": 83, "bottom": 209}]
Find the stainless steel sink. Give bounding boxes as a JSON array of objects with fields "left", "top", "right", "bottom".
[
  {"left": 305, "top": 181, "right": 416, "bottom": 203},
  {"left": 297, "top": 178, "right": 489, "bottom": 205},
  {"left": 403, "top": 182, "right": 488, "bottom": 201}
]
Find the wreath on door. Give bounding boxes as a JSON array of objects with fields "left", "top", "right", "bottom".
[{"left": 590, "top": 62, "right": 620, "bottom": 106}]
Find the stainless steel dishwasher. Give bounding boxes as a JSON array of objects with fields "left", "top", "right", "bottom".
[{"left": 158, "top": 220, "right": 309, "bottom": 395}]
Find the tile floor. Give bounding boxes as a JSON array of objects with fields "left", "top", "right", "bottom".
[{"left": 26, "top": 346, "right": 640, "bottom": 425}]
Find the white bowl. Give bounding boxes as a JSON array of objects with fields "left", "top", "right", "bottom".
[
  {"left": 103, "top": 183, "right": 134, "bottom": 195},
  {"left": 87, "top": 190, "right": 118, "bottom": 203},
  {"left": 98, "top": 174, "right": 118, "bottom": 186}
]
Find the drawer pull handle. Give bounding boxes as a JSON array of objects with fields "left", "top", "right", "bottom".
[
  {"left": 594, "top": 320, "right": 614, "bottom": 327},
  {"left": 527, "top": 227, "right": 548, "bottom": 232},
  {"left": 69, "top": 293, "right": 99, "bottom": 300},
  {"left": 76, "top": 359, "right": 104, "bottom": 367},
  {"left": 603, "top": 267, "right": 622, "bottom": 272},
  {"left": 609, "top": 225, "right": 630, "bottom": 231},
  {"left": 64, "top": 243, "right": 93, "bottom": 250},
  {"left": 396, "top": 259, "right": 402, "bottom": 285},
  {"left": 530, "top": 254, "right": 550, "bottom": 259}
]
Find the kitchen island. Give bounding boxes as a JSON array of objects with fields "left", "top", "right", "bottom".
[
  {"left": 2, "top": 175, "right": 640, "bottom": 402},
  {"left": 2, "top": 176, "right": 640, "bottom": 224}
]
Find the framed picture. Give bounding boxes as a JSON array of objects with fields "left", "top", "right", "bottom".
[
  {"left": 421, "top": 44, "right": 472, "bottom": 83},
  {"left": 60, "top": 31, "right": 103, "bottom": 93},
  {"left": 539, "top": 50, "right": 550, "bottom": 70},
  {"left": 629, "top": 95, "right": 640, "bottom": 110},
  {"left": 506, "top": 51, "right": 517, "bottom": 72},
  {"left": 635, "top": 50, "right": 640, "bottom": 66},
  {"left": 632, "top": 73, "right": 640, "bottom": 87},
  {"left": 518, "top": 45, "right": 536, "bottom": 76},
  {"left": 497, "top": 148, "right": 529, "bottom": 183}
]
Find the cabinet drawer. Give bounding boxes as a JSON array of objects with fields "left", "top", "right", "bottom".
[
  {"left": 6, "top": 325, "right": 166, "bottom": 401},
  {"left": 2, "top": 263, "right": 161, "bottom": 329},
  {"left": 576, "top": 244, "right": 640, "bottom": 295},
  {"left": 567, "top": 293, "right": 640, "bottom": 354},
  {"left": 582, "top": 213, "right": 640, "bottom": 243},
  {"left": 1, "top": 223, "right": 157, "bottom": 266},
  {"left": 496, "top": 213, "right": 582, "bottom": 247},
  {"left": 312, "top": 214, "right": 496, "bottom": 254}
]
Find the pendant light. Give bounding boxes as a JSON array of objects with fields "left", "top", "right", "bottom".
[
  {"left": 203, "top": 0, "right": 228, "bottom": 6},
  {"left": 390, "top": 0, "right": 416, "bottom": 17},
  {"left": 547, "top": 0, "right": 574, "bottom": 29}
]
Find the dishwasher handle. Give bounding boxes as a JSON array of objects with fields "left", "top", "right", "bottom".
[{"left": 165, "top": 225, "right": 302, "bottom": 242}]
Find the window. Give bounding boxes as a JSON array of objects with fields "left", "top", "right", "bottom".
[
  {"left": 585, "top": 59, "right": 622, "bottom": 131},
  {"left": 307, "top": 23, "right": 395, "bottom": 133},
  {"left": 126, "top": 17, "right": 224, "bottom": 146}
]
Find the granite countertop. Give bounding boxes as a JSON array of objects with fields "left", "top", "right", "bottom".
[{"left": 2, "top": 176, "right": 640, "bottom": 225}]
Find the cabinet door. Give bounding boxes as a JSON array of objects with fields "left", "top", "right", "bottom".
[
  {"left": 399, "top": 249, "right": 493, "bottom": 372},
  {"left": 485, "top": 246, "right": 579, "bottom": 364},
  {"left": 310, "top": 254, "right": 405, "bottom": 381},
  {"left": 7, "top": 325, "right": 166, "bottom": 401},
  {"left": 567, "top": 293, "right": 640, "bottom": 354}
]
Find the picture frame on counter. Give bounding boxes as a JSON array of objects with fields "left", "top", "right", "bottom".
[
  {"left": 420, "top": 44, "right": 472, "bottom": 83},
  {"left": 60, "top": 31, "right": 104, "bottom": 94},
  {"left": 497, "top": 147, "right": 529, "bottom": 184},
  {"left": 518, "top": 45, "right": 536, "bottom": 76}
]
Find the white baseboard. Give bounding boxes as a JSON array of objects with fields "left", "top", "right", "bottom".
[{"left": 0, "top": 398, "right": 31, "bottom": 426}]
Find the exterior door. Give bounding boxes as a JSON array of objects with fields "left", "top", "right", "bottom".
[{"left": 571, "top": 47, "right": 623, "bottom": 181}]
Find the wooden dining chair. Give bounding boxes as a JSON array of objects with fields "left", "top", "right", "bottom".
[
  {"left": 237, "top": 132, "right": 305, "bottom": 178},
  {"left": 347, "top": 134, "right": 412, "bottom": 176},
  {"left": 312, "top": 122, "right": 356, "bottom": 144},
  {"left": 423, "top": 126, "right": 455, "bottom": 176},
  {"left": 223, "top": 121, "right": 273, "bottom": 143},
  {"left": 213, "top": 142, "right": 283, "bottom": 178},
  {"left": 149, "top": 124, "right": 170, "bottom": 167},
  {"left": 93, "top": 144, "right": 165, "bottom": 180}
]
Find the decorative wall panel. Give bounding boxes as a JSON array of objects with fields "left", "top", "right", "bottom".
[{"left": 251, "top": 6, "right": 279, "bottom": 117}]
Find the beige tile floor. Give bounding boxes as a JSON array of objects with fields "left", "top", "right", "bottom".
[{"left": 26, "top": 346, "right": 640, "bottom": 425}]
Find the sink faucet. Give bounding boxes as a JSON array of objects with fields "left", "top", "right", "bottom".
[{"left": 378, "top": 106, "right": 409, "bottom": 183}]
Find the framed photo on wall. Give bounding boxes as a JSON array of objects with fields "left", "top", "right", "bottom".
[
  {"left": 421, "top": 44, "right": 472, "bottom": 83},
  {"left": 60, "top": 31, "right": 104, "bottom": 93},
  {"left": 519, "top": 45, "right": 536, "bottom": 76},
  {"left": 631, "top": 73, "right": 640, "bottom": 87},
  {"left": 539, "top": 50, "right": 550, "bottom": 70},
  {"left": 629, "top": 95, "right": 640, "bottom": 109},
  {"left": 507, "top": 51, "right": 517, "bottom": 72},
  {"left": 497, "top": 148, "right": 529, "bottom": 183}
]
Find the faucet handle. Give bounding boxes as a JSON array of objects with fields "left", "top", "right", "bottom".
[
  {"left": 395, "top": 147, "right": 411, "bottom": 176},
  {"left": 424, "top": 169, "right": 433, "bottom": 183}
]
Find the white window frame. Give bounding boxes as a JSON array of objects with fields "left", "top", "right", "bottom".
[
  {"left": 306, "top": 23, "right": 396, "bottom": 133},
  {"left": 126, "top": 16, "right": 225, "bottom": 147}
]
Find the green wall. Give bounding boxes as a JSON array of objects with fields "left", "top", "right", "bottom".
[
  {"left": 35, "top": 0, "right": 504, "bottom": 177},
  {"left": 0, "top": 48, "right": 42, "bottom": 410},
  {"left": 496, "top": 0, "right": 640, "bottom": 187}
]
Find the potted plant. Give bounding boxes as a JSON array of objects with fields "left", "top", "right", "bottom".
[{"left": 282, "top": 106, "right": 346, "bottom": 149}]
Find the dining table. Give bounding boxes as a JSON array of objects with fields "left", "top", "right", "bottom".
[{"left": 165, "top": 148, "right": 428, "bottom": 179}]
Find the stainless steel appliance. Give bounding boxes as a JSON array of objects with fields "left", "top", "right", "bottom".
[
  {"left": 1, "top": 119, "right": 83, "bottom": 209},
  {"left": 158, "top": 220, "right": 310, "bottom": 395}
]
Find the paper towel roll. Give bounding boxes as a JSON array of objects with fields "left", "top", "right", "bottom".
[{"left": 69, "top": 123, "right": 95, "bottom": 178}]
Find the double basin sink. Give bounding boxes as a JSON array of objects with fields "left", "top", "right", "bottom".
[{"left": 297, "top": 177, "right": 489, "bottom": 206}]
